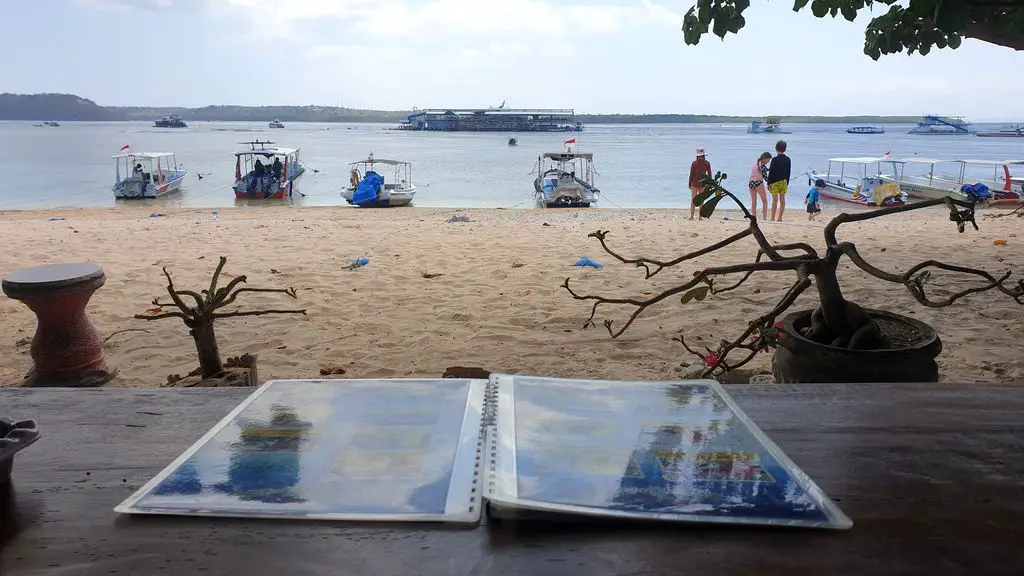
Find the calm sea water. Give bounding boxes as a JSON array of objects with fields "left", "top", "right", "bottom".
[{"left": 1, "top": 121, "right": 1021, "bottom": 211}]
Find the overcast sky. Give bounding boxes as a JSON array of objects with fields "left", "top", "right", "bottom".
[{"left": 3, "top": 0, "right": 1022, "bottom": 119}]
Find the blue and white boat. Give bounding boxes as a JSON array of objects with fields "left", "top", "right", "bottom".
[
  {"left": 232, "top": 140, "right": 305, "bottom": 200},
  {"left": 112, "top": 151, "right": 187, "bottom": 199},
  {"left": 747, "top": 117, "right": 791, "bottom": 134},
  {"left": 342, "top": 153, "right": 417, "bottom": 208},
  {"left": 907, "top": 115, "right": 972, "bottom": 135},
  {"left": 847, "top": 126, "right": 885, "bottom": 134}
]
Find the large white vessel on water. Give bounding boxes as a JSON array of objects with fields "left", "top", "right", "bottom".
[{"left": 907, "top": 115, "right": 972, "bottom": 135}]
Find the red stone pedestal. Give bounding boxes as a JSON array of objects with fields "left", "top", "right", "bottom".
[{"left": 2, "top": 263, "right": 116, "bottom": 387}]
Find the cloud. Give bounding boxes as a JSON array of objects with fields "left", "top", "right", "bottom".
[
  {"left": 212, "top": 0, "right": 677, "bottom": 38},
  {"left": 73, "top": 0, "right": 194, "bottom": 9}
]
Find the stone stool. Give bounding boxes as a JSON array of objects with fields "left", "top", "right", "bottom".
[{"left": 2, "top": 263, "right": 116, "bottom": 387}]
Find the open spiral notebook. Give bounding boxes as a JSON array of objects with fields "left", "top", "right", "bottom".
[{"left": 116, "top": 376, "right": 851, "bottom": 530}]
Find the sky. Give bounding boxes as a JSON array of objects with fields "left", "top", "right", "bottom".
[{"left": 2, "top": 0, "right": 1022, "bottom": 119}]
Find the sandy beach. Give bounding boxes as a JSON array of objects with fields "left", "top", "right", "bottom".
[{"left": 0, "top": 205, "right": 1021, "bottom": 386}]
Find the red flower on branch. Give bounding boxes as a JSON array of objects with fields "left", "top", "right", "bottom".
[{"left": 704, "top": 351, "right": 720, "bottom": 368}]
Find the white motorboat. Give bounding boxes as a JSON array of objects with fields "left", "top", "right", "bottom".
[
  {"left": 807, "top": 156, "right": 905, "bottom": 207},
  {"left": 112, "top": 149, "right": 186, "bottom": 199},
  {"left": 343, "top": 153, "right": 417, "bottom": 208},
  {"left": 532, "top": 140, "right": 599, "bottom": 208}
]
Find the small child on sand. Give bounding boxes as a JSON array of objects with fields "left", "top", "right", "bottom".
[{"left": 806, "top": 179, "right": 824, "bottom": 221}]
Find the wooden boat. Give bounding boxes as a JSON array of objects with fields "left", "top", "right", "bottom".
[
  {"left": 342, "top": 153, "right": 416, "bottom": 208},
  {"left": 231, "top": 140, "right": 305, "bottom": 200},
  {"left": 533, "top": 140, "right": 599, "bottom": 208},
  {"left": 112, "top": 150, "right": 186, "bottom": 199},
  {"left": 807, "top": 156, "right": 905, "bottom": 207},
  {"left": 883, "top": 158, "right": 1023, "bottom": 207}
]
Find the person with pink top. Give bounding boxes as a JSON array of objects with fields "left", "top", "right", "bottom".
[{"left": 748, "top": 152, "right": 771, "bottom": 221}]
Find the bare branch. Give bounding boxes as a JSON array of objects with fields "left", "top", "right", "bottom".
[
  {"left": 207, "top": 256, "right": 228, "bottom": 297},
  {"left": 211, "top": 309, "right": 308, "bottom": 319},
  {"left": 103, "top": 328, "right": 150, "bottom": 343},
  {"left": 134, "top": 312, "right": 188, "bottom": 321},
  {"left": 161, "top": 267, "right": 194, "bottom": 315},
  {"left": 588, "top": 228, "right": 753, "bottom": 279},
  {"left": 836, "top": 243, "right": 1023, "bottom": 306},
  {"left": 565, "top": 260, "right": 806, "bottom": 338},
  {"left": 214, "top": 286, "right": 297, "bottom": 311}
]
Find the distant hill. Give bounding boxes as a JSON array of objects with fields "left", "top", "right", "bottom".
[
  {"left": 0, "top": 93, "right": 921, "bottom": 124},
  {"left": 0, "top": 93, "right": 125, "bottom": 121}
]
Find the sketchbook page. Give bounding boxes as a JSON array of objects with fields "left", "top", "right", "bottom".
[
  {"left": 116, "top": 378, "right": 487, "bottom": 523},
  {"left": 489, "top": 375, "right": 852, "bottom": 530}
]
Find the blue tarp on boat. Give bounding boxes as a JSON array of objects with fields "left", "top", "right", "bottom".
[
  {"left": 353, "top": 171, "right": 384, "bottom": 206},
  {"left": 961, "top": 182, "right": 991, "bottom": 201}
]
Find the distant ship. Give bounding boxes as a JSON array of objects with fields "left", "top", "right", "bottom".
[
  {"left": 154, "top": 114, "right": 187, "bottom": 128},
  {"left": 907, "top": 115, "right": 971, "bottom": 135},
  {"left": 747, "top": 116, "right": 791, "bottom": 134},
  {"left": 399, "top": 102, "right": 582, "bottom": 132},
  {"left": 974, "top": 124, "right": 1024, "bottom": 138}
]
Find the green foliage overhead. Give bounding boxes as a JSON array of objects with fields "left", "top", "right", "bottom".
[{"left": 682, "top": 0, "right": 1024, "bottom": 59}]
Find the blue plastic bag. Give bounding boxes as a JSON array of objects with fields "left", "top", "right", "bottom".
[
  {"left": 572, "top": 256, "right": 603, "bottom": 269},
  {"left": 344, "top": 257, "right": 370, "bottom": 270}
]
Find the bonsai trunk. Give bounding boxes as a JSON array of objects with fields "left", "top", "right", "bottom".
[
  {"left": 189, "top": 320, "right": 224, "bottom": 379},
  {"left": 807, "top": 266, "right": 881, "bottom": 349}
]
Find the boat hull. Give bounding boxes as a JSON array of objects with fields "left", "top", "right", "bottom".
[
  {"left": 882, "top": 177, "right": 1021, "bottom": 207},
  {"left": 808, "top": 173, "right": 905, "bottom": 207},
  {"left": 342, "top": 185, "right": 416, "bottom": 208},
  {"left": 974, "top": 132, "right": 1024, "bottom": 138},
  {"left": 533, "top": 175, "right": 599, "bottom": 208},
  {"left": 233, "top": 167, "right": 305, "bottom": 200},
  {"left": 113, "top": 171, "right": 187, "bottom": 199}
]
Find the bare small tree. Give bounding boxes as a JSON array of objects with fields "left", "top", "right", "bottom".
[
  {"left": 135, "top": 257, "right": 306, "bottom": 379},
  {"left": 564, "top": 173, "right": 1024, "bottom": 377}
]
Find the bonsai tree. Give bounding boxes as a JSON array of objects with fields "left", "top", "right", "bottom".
[
  {"left": 564, "top": 174, "right": 1024, "bottom": 381},
  {"left": 135, "top": 257, "right": 306, "bottom": 379}
]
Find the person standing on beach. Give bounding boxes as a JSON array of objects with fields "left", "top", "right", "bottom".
[
  {"left": 748, "top": 152, "right": 771, "bottom": 221},
  {"left": 689, "top": 147, "right": 712, "bottom": 220},
  {"left": 766, "top": 140, "right": 791, "bottom": 221}
]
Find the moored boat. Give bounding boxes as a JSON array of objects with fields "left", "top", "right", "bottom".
[
  {"left": 268, "top": 119, "right": 285, "bottom": 128},
  {"left": 533, "top": 139, "right": 599, "bottom": 208},
  {"left": 883, "top": 158, "right": 1023, "bottom": 206},
  {"left": 112, "top": 147, "right": 186, "bottom": 199},
  {"left": 342, "top": 153, "right": 417, "bottom": 208},
  {"left": 154, "top": 114, "right": 187, "bottom": 128},
  {"left": 807, "top": 155, "right": 905, "bottom": 207},
  {"left": 846, "top": 126, "right": 884, "bottom": 134},
  {"left": 231, "top": 140, "right": 305, "bottom": 200},
  {"left": 975, "top": 124, "right": 1024, "bottom": 138}
]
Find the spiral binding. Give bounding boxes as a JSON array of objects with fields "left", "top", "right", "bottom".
[{"left": 481, "top": 376, "right": 500, "bottom": 501}]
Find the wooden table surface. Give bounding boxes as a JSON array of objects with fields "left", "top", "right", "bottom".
[{"left": 2, "top": 384, "right": 1023, "bottom": 576}]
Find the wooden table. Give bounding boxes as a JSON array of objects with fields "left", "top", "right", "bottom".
[
  {"left": 2, "top": 384, "right": 1023, "bottom": 575},
  {"left": 1, "top": 263, "right": 114, "bottom": 387}
]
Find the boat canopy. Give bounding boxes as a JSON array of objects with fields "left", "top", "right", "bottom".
[
  {"left": 890, "top": 157, "right": 954, "bottom": 165},
  {"left": 111, "top": 152, "right": 176, "bottom": 160},
  {"left": 954, "top": 159, "right": 1024, "bottom": 166},
  {"left": 543, "top": 152, "right": 594, "bottom": 161},
  {"left": 828, "top": 156, "right": 891, "bottom": 164},
  {"left": 234, "top": 147, "right": 297, "bottom": 157},
  {"left": 349, "top": 158, "right": 410, "bottom": 166}
]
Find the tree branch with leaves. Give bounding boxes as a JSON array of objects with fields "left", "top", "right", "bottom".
[
  {"left": 564, "top": 173, "right": 1024, "bottom": 378},
  {"left": 135, "top": 257, "right": 307, "bottom": 379},
  {"left": 681, "top": 0, "right": 1024, "bottom": 60}
]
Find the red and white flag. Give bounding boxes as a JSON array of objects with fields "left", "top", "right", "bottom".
[
  {"left": 118, "top": 144, "right": 131, "bottom": 152},
  {"left": 881, "top": 150, "right": 892, "bottom": 159},
  {"left": 564, "top": 138, "right": 576, "bottom": 145}
]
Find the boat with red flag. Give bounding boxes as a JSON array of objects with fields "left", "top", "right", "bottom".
[{"left": 232, "top": 140, "right": 305, "bottom": 200}]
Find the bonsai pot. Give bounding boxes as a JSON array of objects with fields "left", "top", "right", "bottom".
[{"left": 772, "top": 308, "right": 942, "bottom": 383}]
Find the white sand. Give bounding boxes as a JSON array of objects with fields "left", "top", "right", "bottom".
[{"left": 0, "top": 205, "right": 1021, "bottom": 386}]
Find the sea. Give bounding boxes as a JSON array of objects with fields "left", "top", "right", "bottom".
[{"left": 1, "top": 121, "right": 1021, "bottom": 211}]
